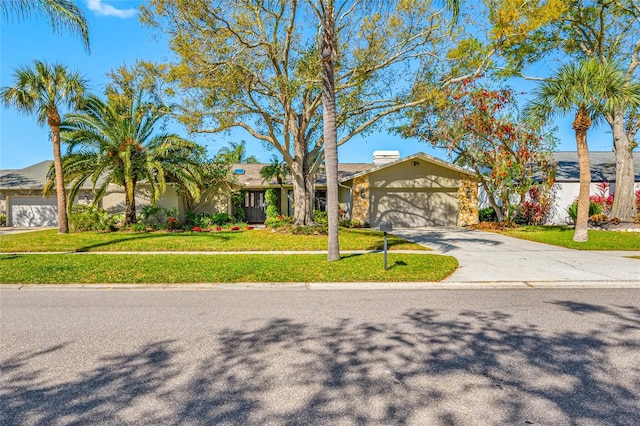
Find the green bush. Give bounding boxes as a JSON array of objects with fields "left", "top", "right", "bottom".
[
  {"left": 313, "top": 210, "right": 328, "bottom": 225},
  {"left": 566, "top": 200, "right": 602, "bottom": 223},
  {"left": 265, "top": 189, "right": 279, "bottom": 219},
  {"left": 140, "top": 206, "right": 178, "bottom": 229},
  {"left": 479, "top": 207, "right": 498, "bottom": 222},
  {"left": 339, "top": 219, "right": 363, "bottom": 228},
  {"left": 232, "top": 191, "right": 246, "bottom": 222},
  {"left": 69, "top": 205, "right": 117, "bottom": 232},
  {"left": 265, "top": 215, "right": 293, "bottom": 228},
  {"left": 0, "top": 213, "right": 6, "bottom": 227}
]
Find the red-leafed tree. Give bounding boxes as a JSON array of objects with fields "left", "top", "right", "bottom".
[{"left": 401, "top": 80, "right": 556, "bottom": 222}]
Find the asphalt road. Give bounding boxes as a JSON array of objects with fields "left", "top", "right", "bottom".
[{"left": 2, "top": 288, "right": 640, "bottom": 425}]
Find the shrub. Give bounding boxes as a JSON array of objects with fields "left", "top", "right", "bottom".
[
  {"left": 339, "top": 219, "right": 363, "bottom": 228},
  {"left": 69, "top": 205, "right": 117, "bottom": 232},
  {"left": 588, "top": 214, "right": 609, "bottom": 226},
  {"left": 478, "top": 207, "right": 498, "bottom": 222},
  {"left": 265, "top": 215, "right": 293, "bottom": 228},
  {"left": 265, "top": 189, "right": 280, "bottom": 219},
  {"left": 0, "top": 213, "right": 6, "bottom": 227},
  {"left": 313, "top": 210, "right": 328, "bottom": 225},
  {"left": 566, "top": 200, "right": 602, "bottom": 223},
  {"left": 165, "top": 217, "right": 179, "bottom": 230},
  {"left": 232, "top": 191, "right": 246, "bottom": 222},
  {"left": 520, "top": 187, "right": 552, "bottom": 225},
  {"left": 140, "top": 206, "right": 179, "bottom": 229}
]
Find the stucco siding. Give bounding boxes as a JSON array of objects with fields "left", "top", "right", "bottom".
[{"left": 369, "top": 161, "right": 460, "bottom": 189}]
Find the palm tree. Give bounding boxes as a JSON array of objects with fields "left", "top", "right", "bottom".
[
  {"left": 1, "top": 60, "right": 87, "bottom": 233},
  {"left": 49, "top": 93, "right": 202, "bottom": 226},
  {"left": 524, "top": 59, "right": 640, "bottom": 242},
  {"left": 215, "top": 141, "right": 259, "bottom": 164},
  {"left": 311, "top": 0, "right": 460, "bottom": 261},
  {"left": 0, "top": 0, "right": 90, "bottom": 51},
  {"left": 260, "top": 155, "right": 290, "bottom": 185}
]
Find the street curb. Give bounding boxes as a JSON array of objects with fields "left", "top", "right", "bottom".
[{"left": 1, "top": 280, "right": 639, "bottom": 290}]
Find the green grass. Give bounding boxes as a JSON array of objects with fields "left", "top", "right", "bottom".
[
  {"left": 0, "top": 253, "right": 457, "bottom": 284},
  {"left": 0, "top": 228, "right": 427, "bottom": 253},
  {"left": 500, "top": 226, "right": 640, "bottom": 251}
]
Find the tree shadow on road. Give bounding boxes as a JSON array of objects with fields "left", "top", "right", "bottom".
[{"left": 2, "top": 304, "right": 639, "bottom": 424}]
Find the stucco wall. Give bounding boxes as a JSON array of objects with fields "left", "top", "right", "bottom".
[
  {"left": 102, "top": 183, "right": 183, "bottom": 219},
  {"left": 369, "top": 161, "right": 460, "bottom": 189}
]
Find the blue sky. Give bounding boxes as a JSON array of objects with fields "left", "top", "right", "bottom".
[{"left": 0, "top": 0, "right": 615, "bottom": 170}]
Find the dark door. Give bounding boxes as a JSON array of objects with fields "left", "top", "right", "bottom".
[{"left": 244, "top": 191, "right": 266, "bottom": 223}]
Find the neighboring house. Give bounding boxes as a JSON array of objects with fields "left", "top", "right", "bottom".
[
  {"left": 0, "top": 151, "right": 479, "bottom": 228},
  {"left": 547, "top": 151, "right": 640, "bottom": 224},
  {"left": 0, "top": 161, "right": 183, "bottom": 227}
]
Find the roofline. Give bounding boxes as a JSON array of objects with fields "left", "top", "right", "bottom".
[{"left": 339, "top": 152, "right": 476, "bottom": 183}]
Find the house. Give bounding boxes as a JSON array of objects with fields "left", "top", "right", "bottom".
[
  {"left": 0, "top": 161, "right": 184, "bottom": 227},
  {"left": 228, "top": 151, "right": 478, "bottom": 228},
  {"left": 547, "top": 151, "right": 640, "bottom": 224},
  {"left": 0, "top": 151, "right": 478, "bottom": 228}
]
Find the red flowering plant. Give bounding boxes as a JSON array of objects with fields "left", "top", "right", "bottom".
[
  {"left": 166, "top": 217, "right": 179, "bottom": 230},
  {"left": 192, "top": 226, "right": 202, "bottom": 232},
  {"left": 399, "top": 79, "right": 556, "bottom": 222},
  {"left": 247, "top": 226, "right": 255, "bottom": 230},
  {"left": 215, "top": 226, "right": 222, "bottom": 231},
  {"left": 231, "top": 226, "right": 240, "bottom": 231},
  {"left": 590, "top": 181, "right": 613, "bottom": 215}
]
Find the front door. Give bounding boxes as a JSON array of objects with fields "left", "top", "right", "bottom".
[{"left": 244, "top": 191, "right": 266, "bottom": 223}]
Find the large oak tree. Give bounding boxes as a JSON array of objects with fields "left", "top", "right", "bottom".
[{"left": 141, "top": 0, "right": 466, "bottom": 227}]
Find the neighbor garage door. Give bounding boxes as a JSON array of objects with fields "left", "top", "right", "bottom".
[
  {"left": 9, "top": 196, "right": 58, "bottom": 227},
  {"left": 369, "top": 188, "right": 459, "bottom": 228}
]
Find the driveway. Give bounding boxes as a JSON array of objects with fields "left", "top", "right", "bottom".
[
  {"left": 0, "top": 226, "right": 55, "bottom": 235},
  {"left": 391, "top": 227, "right": 640, "bottom": 283}
]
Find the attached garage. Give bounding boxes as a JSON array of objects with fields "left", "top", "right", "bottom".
[
  {"left": 369, "top": 188, "right": 460, "bottom": 227},
  {"left": 343, "top": 152, "right": 478, "bottom": 228},
  {"left": 9, "top": 196, "right": 58, "bottom": 227}
]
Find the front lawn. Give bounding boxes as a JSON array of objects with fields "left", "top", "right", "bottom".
[
  {"left": 499, "top": 226, "right": 640, "bottom": 251},
  {"left": 0, "top": 228, "right": 428, "bottom": 253},
  {"left": 0, "top": 253, "right": 457, "bottom": 283}
]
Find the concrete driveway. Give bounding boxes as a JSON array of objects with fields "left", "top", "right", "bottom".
[
  {"left": 391, "top": 227, "right": 640, "bottom": 283},
  {"left": 0, "top": 226, "right": 55, "bottom": 235}
]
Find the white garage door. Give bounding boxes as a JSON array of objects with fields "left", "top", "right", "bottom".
[
  {"left": 370, "top": 188, "right": 459, "bottom": 228},
  {"left": 9, "top": 196, "right": 58, "bottom": 227}
]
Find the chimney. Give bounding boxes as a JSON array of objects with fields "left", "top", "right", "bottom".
[{"left": 372, "top": 150, "right": 400, "bottom": 165}]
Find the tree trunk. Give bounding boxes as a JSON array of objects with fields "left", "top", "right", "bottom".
[
  {"left": 124, "top": 182, "right": 137, "bottom": 225},
  {"left": 610, "top": 113, "right": 637, "bottom": 220},
  {"left": 49, "top": 124, "right": 69, "bottom": 234},
  {"left": 573, "top": 109, "right": 591, "bottom": 243},
  {"left": 321, "top": 1, "right": 340, "bottom": 261},
  {"left": 290, "top": 158, "right": 315, "bottom": 226}
]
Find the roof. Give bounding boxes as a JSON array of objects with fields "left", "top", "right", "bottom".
[
  {"left": 0, "top": 161, "right": 55, "bottom": 190},
  {"left": 339, "top": 151, "right": 476, "bottom": 183},
  {"left": 0, "top": 160, "right": 107, "bottom": 191},
  {"left": 553, "top": 151, "right": 640, "bottom": 182},
  {"left": 230, "top": 162, "right": 374, "bottom": 187}
]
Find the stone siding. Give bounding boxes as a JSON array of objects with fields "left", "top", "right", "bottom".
[
  {"left": 351, "top": 175, "right": 370, "bottom": 225},
  {"left": 458, "top": 174, "right": 478, "bottom": 226}
]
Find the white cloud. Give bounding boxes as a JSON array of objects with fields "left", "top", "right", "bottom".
[{"left": 87, "top": 0, "right": 137, "bottom": 18}]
